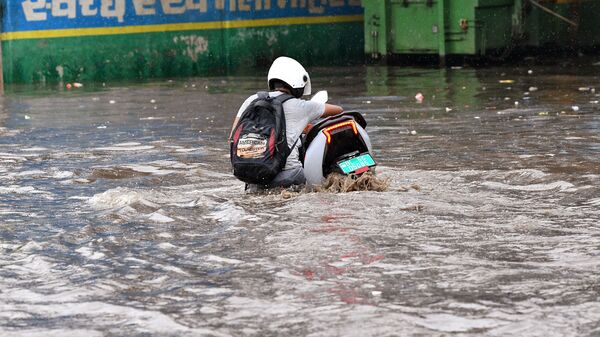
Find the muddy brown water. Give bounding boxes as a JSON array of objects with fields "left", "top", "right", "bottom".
[{"left": 1, "top": 59, "right": 599, "bottom": 336}]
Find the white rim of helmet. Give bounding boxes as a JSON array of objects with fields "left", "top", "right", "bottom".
[{"left": 267, "top": 56, "right": 312, "bottom": 96}]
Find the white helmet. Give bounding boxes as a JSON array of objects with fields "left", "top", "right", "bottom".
[{"left": 267, "top": 56, "right": 311, "bottom": 98}]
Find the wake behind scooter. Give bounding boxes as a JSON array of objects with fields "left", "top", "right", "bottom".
[{"left": 301, "top": 91, "right": 376, "bottom": 186}]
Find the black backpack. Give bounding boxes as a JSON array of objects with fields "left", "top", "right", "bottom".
[{"left": 230, "top": 92, "right": 295, "bottom": 185}]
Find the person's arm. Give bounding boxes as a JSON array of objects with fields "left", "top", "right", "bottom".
[
  {"left": 229, "top": 95, "right": 256, "bottom": 143},
  {"left": 228, "top": 117, "right": 240, "bottom": 143},
  {"left": 321, "top": 103, "right": 343, "bottom": 118},
  {"left": 303, "top": 103, "right": 344, "bottom": 133}
]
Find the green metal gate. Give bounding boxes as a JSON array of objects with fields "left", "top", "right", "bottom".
[{"left": 364, "top": 0, "right": 600, "bottom": 61}]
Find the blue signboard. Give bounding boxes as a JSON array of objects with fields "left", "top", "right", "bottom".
[{"left": 3, "top": 0, "right": 363, "bottom": 33}]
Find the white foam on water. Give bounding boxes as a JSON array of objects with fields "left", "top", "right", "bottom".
[
  {"left": 157, "top": 264, "right": 190, "bottom": 275},
  {"left": 484, "top": 169, "right": 549, "bottom": 182},
  {"left": 305, "top": 308, "right": 420, "bottom": 337},
  {"left": 199, "top": 306, "right": 220, "bottom": 314},
  {"left": 369, "top": 262, "right": 412, "bottom": 275},
  {"left": 274, "top": 270, "right": 306, "bottom": 281},
  {"left": 0, "top": 242, "right": 28, "bottom": 253},
  {"left": 0, "top": 185, "right": 50, "bottom": 195},
  {"left": 93, "top": 142, "right": 155, "bottom": 151},
  {"left": 0, "top": 329, "right": 104, "bottom": 337},
  {"left": 157, "top": 232, "right": 173, "bottom": 238},
  {"left": 21, "top": 147, "right": 49, "bottom": 152},
  {"left": 15, "top": 170, "right": 46, "bottom": 176},
  {"left": 481, "top": 181, "right": 576, "bottom": 192},
  {"left": 204, "top": 254, "right": 243, "bottom": 265},
  {"left": 17, "top": 241, "right": 44, "bottom": 252},
  {"left": 149, "top": 160, "right": 199, "bottom": 169},
  {"left": 145, "top": 275, "right": 169, "bottom": 284},
  {"left": 585, "top": 198, "right": 600, "bottom": 206},
  {"left": 88, "top": 187, "right": 159, "bottom": 210},
  {"left": 185, "top": 287, "right": 233, "bottom": 296},
  {"left": 486, "top": 301, "right": 600, "bottom": 336},
  {"left": 115, "top": 142, "right": 142, "bottom": 146},
  {"left": 76, "top": 246, "right": 106, "bottom": 260},
  {"left": 157, "top": 242, "right": 177, "bottom": 250},
  {"left": 123, "top": 256, "right": 148, "bottom": 265},
  {"left": 5, "top": 255, "right": 54, "bottom": 276},
  {"left": 447, "top": 302, "right": 490, "bottom": 311},
  {"left": 515, "top": 169, "right": 549, "bottom": 180},
  {"left": 0, "top": 210, "right": 42, "bottom": 218},
  {"left": 419, "top": 244, "right": 453, "bottom": 253},
  {"left": 416, "top": 313, "right": 503, "bottom": 332},
  {"left": 3, "top": 288, "right": 98, "bottom": 304},
  {"left": 140, "top": 116, "right": 167, "bottom": 120},
  {"left": 224, "top": 296, "right": 301, "bottom": 320},
  {"left": 175, "top": 148, "right": 202, "bottom": 152},
  {"left": 116, "top": 206, "right": 141, "bottom": 218},
  {"left": 208, "top": 202, "right": 255, "bottom": 224},
  {"left": 0, "top": 301, "right": 226, "bottom": 336},
  {"left": 0, "top": 128, "right": 20, "bottom": 136},
  {"left": 0, "top": 152, "right": 28, "bottom": 161},
  {"left": 148, "top": 211, "right": 175, "bottom": 223},
  {"left": 122, "top": 164, "right": 177, "bottom": 176},
  {"left": 67, "top": 196, "right": 90, "bottom": 201},
  {"left": 52, "top": 171, "right": 74, "bottom": 179}
]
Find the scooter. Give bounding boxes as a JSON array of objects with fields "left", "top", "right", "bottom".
[{"left": 300, "top": 91, "right": 376, "bottom": 186}]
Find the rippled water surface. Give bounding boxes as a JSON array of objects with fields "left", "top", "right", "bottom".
[{"left": 1, "top": 59, "right": 599, "bottom": 336}]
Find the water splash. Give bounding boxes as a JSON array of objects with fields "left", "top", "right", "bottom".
[{"left": 316, "top": 172, "right": 390, "bottom": 193}]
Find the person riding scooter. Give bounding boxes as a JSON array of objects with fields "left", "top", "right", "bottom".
[{"left": 229, "top": 56, "right": 343, "bottom": 190}]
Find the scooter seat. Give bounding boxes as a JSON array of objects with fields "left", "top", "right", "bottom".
[{"left": 303, "top": 111, "right": 367, "bottom": 150}]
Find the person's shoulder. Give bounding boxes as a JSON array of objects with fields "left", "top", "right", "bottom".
[
  {"left": 288, "top": 97, "right": 323, "bottom": 108},
  {"left": 240, "top": 93, "right": 260, "bottom": 107},
  {"left": 245, "top": 93, "right": 259, "bottom": 101}
]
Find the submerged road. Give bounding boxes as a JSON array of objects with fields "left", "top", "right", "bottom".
[{"left": 0, "top": 58, "right": 599, "bottom": 336}]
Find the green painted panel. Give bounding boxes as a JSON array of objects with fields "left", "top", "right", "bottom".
[
  {"left": 363, "top": 0, "right": 389, "bottom": 57},
  {"left": 363, "top": 0, "right": 600, "bottom": 58},
  {"left": 390, "top": 2, "right": 439, "bottom": 53},
  {"left": 576, "top": 2, "right": 600, "bottom": 47},
  {"left": 476, "top": 5, "right": 513, "bottom": 51},
  {"left": 445, "top": 4, "right": 476, "bottom": 55},
  {"left": 2, "top": 23, "right": 364, "bottom": 84}
]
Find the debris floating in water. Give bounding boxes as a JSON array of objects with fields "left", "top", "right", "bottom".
[
  {"left": 317, "top": 172, "right": 389, "bottom": 193},
  {"left": 571, "top": 106, "right": 580, "bottom": 112},
  {"left": 66, "top": 82, "right": 83, "bottom": 89},
  {"left": 499, "top": 80, "right": 514, "bottom": 84},
  {"left": 529, "top": 86, "right": 538, "bottom": 92},
  {"left": 415, "top": 92, "right": 424, "bottom": 103}
]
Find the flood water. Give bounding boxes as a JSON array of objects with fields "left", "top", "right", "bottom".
[{"left": 1, "top": 58, "right": 599, "bottom": 336}]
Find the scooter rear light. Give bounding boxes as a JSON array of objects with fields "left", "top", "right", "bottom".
[{"left": 323, "top": 120, "right": 358, "bottom": 144}]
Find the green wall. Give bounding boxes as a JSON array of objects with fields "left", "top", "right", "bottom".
[{"left": 1, "top": 23, "right": 364, "bottom": 84}]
